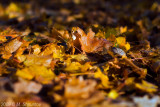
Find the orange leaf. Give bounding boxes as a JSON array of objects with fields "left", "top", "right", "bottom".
[{"left": 73, "top": 27, "right": 112, "bottom": 53}]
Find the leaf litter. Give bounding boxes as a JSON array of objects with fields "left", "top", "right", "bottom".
[{"left": 0, "top": 0, "right": 160, "bottom": 107}]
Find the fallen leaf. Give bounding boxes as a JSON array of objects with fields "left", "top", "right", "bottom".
[
  {"left": 135, "top": 80, "right": 158, "bottom": 93},
  {"left": 72, "top": 27, "right": 112, "bottom": 53},
  {"left": 77, "top": 28, "right": 113, "bottom": 53},
  {"left": 24, "top": 54, "right": 53, "bottom": 67},
  {"left": 13, "top": 78, "right": 42, "bottom": 94},
  {"left": 116, "top": 37, "right": 130, "bottom": 51},
  {"left": 64, "top": 59, "right": 82, "bottom": 72},
  {"left": 94, "top": 68, "right": 110, "bottom": 88},
  {"left": 0, "top": 37, "right": 23, "bottom": 59},
  {"left": 120, "top": 26, "right": 127, "bottom": 34},
  {"left": 65, "top": 76, "right": 97, "bottom": 99},
  {"left": 16, "top": 65, "right": 55, "bottom": 84},
  {"left": 40, "top": 43, "right": 64, "bottom": 60}
]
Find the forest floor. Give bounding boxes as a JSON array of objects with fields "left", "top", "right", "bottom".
[{"left": 0, "top": 0, "right": 160, "bottom": 107}]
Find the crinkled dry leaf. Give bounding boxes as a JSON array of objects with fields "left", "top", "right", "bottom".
[
  {"left": 72, "top": 27, "right": 112, "bottom": 53},
  {"left": 79, "top": 28, "right": 113, "bottom": 53}
]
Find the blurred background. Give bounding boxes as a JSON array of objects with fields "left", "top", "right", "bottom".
[{"left": 0, "top": 0, "right": 159, "bottom": 46}]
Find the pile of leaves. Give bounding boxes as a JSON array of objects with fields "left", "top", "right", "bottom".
[{"left": 0, "top": 0, "right": 160, "bottom": 107}]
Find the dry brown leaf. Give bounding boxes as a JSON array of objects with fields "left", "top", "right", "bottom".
[{"left": 72, "top": 27, "right": 112, "bottom": 53}]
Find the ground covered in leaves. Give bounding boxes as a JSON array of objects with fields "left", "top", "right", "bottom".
[{"left": 0, "top": 0, "right": 160, "bottom": 107}]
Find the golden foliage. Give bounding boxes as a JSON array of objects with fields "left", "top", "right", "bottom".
[{"left": 16, "top": 65, "right": 55, "bottom": 84}]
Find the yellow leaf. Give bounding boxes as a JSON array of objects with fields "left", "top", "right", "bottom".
[
  {"left": 103, "top": 65, "right": 109, "bottom": 73},
  {"left": 125, "top": 77, "right": 135, "bottom": 85},
  {"left": 33, "top": 66, "right": 55, "bottom": 84},
  {"left": 16, "top": 68, "right": 34, "bottom": 80},
  {"left": 16, "top": 65, "right": 55, "bottom": 84},
  {"left": 95, "top": 30, "right": 105, "bottom": 38},
  {"left": 53, "top": 49, "right": 63, "bottom": 60},
  {"left": 108, "top": 90, "right": 119, "bottom": 99},
  {"left": 40, "top": 43, "right": 64, "bottom": 60},
  {"left": 120, "top": 26, "right": 127, "bottom": 34},
  {"left": 125, "top": 42, "right": 130, "bottom": 51},
  {"left": 94, "top": 68, "right": 109, "bottom": 88},
  {"left": 116, "top": 37, "right": 126, "bottom": 47},
  {"left": 81, "top": 62, "right": 92, "bottom": 72},
  {"left": 6, "top": 3, "right": 20, "bottom": 12},
  {"left": 64, "top": 59, "right": 92, "bottom": 73},
  {"left": 64, "top": 61, "right": 82, "bottom": 72},
  {"left": 135, "top": 80, "right": 158, "bottom": 93},
  {"left": 116, "top": 37, "right": 130, "bottom": 51},
  {"left": 5, "top": 3, "right": 21, "bottom": 18}
]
